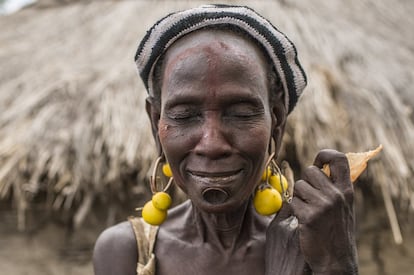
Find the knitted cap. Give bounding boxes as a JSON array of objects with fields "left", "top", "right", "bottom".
[{"left": 135, "top": 4, "right": 307, "bottom": 113}]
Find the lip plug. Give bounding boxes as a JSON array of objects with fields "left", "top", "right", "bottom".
[{"left": 202, "top": 188, "right": 229, "bottom": 204}]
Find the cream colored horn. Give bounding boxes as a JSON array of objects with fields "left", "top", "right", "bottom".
[{"left": 322, "top": 144, "right": 383, "bottom": 183}]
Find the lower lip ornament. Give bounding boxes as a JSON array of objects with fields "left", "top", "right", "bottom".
[{"left": 202, "top": 188, "right": 229, "bottom": 204}]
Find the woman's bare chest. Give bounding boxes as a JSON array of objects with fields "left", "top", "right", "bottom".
[{"left": 154, "top": 237, "right": 266, "bottom": 275}]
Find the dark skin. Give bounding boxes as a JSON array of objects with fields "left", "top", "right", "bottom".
[{"left": 93, "top": 30, "right": 358, "bottom": 275}]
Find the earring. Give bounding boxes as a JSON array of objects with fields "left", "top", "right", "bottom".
[
  {"left": 253, "top": 153, "right": 292, "bottom": 216},
  {"left": 137, "top": 156, "right": 174, "bottom": 225}
]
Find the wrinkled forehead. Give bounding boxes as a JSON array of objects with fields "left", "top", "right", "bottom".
[
  {"left": 158, "top": 29, "right": 271, "bottom": 105},
  {"left": 161, "top": 29, "right": 269, "bottom": 80}
]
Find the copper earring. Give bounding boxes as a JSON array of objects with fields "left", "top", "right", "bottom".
[
  {"left": 137, "top": 156, "right": 174, "bottom": 225},
  {"left": 253, "top": 153, "right": 292, "bottom": 216}
]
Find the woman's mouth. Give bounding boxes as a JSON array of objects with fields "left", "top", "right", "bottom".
[
  {"left": 188, "top": 170, "right": 242, "bottom": 185},
  {"left": 188, "top": 170, "right": 242, "bottom": 204}
]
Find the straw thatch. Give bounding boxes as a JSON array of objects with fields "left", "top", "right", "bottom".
[{"left": 0, "top": 0, "right": 413, "bottom": 241}]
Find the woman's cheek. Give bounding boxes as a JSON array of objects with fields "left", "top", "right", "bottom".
[
  {"left": 157, "top": 122, "right": 183, "bottom": 188},
  {"left": 235, "top": 124, "right": 270, "bottom": 152},
  {"left": 157, "top": 120, "right": 195, "bottom": 170},
  {"left": 158, "top": 121, "right": 179, "bottom": 156},
  {"left": 157, "top": 121, "right": 170, "bottom": 143}
]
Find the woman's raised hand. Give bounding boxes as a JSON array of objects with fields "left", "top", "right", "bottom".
[{"left": 266, "top": 150, "right": 358, "bottom": 275}]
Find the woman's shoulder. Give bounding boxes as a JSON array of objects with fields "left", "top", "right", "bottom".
[
  {"left": 94, "top": 221, "right": 137, "bottom": 250},
  {"left": 93, "top": 221, "right": 138, "bottom": 275}
]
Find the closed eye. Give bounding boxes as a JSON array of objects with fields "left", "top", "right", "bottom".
[
  {"left": 224, "top": 103, "right": 264, "bottom": 119},
  {"left": 164, "top": 105, "right": 201, "bottom": 122}
]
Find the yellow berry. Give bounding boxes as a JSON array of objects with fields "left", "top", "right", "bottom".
[
  {"left": 261, "top": 167, "right": 272, "bottom": 181},
  {"left": 142, "top": 201, "right": 167, "bottom": 225},
  {"left": 162, "top": 163, "right": 173, "bottom": 177},
  {"left": 253, "top": 187, "right": 283, "bottom": 216},
  {"left": 269, "top": 174, "right": 288, "bottom": 194},
  {"left": 152, "top": 192, "right": 172, "bottom": 211}
]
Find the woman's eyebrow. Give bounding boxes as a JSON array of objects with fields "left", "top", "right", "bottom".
[
  {"left": 220, "top": 92, "right": 265, "bottom": 106},
  {"left": 163, "top": 95, "right": 204, "bottom": 109}
]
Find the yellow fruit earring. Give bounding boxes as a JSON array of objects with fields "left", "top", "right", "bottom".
[
  {"left": 253, "top": 153, "right": 292, "bottom": 216},
  {"left": 137, "top": 157, "right": 173, "bottom": 226},
  {"left": 253, "top": 184, "right": 283, "bottom": 216}
]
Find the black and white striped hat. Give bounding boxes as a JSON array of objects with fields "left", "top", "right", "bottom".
[{"left": 135, "top": 4, "right": 307, "bottom": 114}]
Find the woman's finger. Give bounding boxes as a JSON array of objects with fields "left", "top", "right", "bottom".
[
  {"left": 313, "top": 149, "right": 351, "bottom": 192},
  {"left": 293, "top": 179, "right": 324, "bottom": 204}
]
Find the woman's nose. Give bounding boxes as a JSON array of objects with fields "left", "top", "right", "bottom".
[{"left": 194, "top": 114, "right": 232, "bottom": 159}]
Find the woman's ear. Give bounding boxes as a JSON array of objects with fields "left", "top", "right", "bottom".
[
  {"left": 145, "top": 97, "right": 162, "bottom": 154},
  {"left": 270, "top": 97, "right": 287, "bottom": 155}
]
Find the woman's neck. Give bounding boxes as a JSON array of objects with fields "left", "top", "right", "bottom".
[{"left": 191, "top": 200, "right": 253, "bottom": 251}]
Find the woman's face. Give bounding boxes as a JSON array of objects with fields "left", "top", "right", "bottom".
[{"left": 155, "top": 30, "right": 277, "bottom": 213}]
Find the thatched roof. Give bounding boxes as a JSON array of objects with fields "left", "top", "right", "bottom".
[{"left": 1, "top": 0, "right": 413, "bottom": 240}]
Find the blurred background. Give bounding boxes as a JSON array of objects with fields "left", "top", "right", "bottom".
[{"left": 0, "top": 0, "right": 413, "bottom": 274}]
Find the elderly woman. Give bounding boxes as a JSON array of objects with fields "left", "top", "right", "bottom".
[{"left": 93, "top": 5, "right": 357, "bottom": 275}]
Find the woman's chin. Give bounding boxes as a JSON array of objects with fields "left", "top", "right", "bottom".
[{"left": 194, "top": 195, "right": 248, "bottom": 214}]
